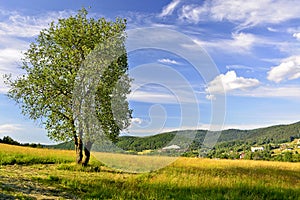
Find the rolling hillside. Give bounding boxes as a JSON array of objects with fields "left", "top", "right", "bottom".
[{"left": 46, "top": 121, "right": 300, "bottom": 152}]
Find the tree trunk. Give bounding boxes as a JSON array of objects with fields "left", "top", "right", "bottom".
[
  {"left": 82, "top": 141, "right": 93, "bottom": 166},
  {"left": 74, "top": 135, "right": 83, "bottom": 164}
]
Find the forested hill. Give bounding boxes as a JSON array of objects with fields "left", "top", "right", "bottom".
[
  {"left": 217, "top": 121, "right": 300, "bottom": 143},
  {"left": 46, "top": 121, "right": 300, "bottom": 151}
]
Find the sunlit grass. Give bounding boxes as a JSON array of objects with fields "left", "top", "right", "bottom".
[
  {"left": 92, "top": 151, "right": 177, "bottom": 173},
  {"left": 0, "top": 143, "right": 74, "bottom": 165},
  {"left": 1, "top": 144, "right": 299, "bottom": 199},
  {"left": 161, "top": 158, "right": 300, "bottom": 189}
]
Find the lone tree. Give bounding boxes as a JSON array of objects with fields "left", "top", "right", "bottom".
[{"left": 5, "top": 8, "right": 132, "bottom": 166}]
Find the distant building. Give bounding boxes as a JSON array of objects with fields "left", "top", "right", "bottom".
[
  {"left": 162, "top": 145, "right": 181, "bottom": 151},
  {"left": 251, "top": 146, "right": 264, "bottom": 152},
  {"left": 239, "top": 152, "right": 245, "bottom": 159},
  {"left": 280, "top": 144, "right": 287, "bottom": 150}
]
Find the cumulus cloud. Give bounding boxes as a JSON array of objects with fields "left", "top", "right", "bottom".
[
  {"left": 267, "top": 56, "right": 300, "bottom": 83},
  {"left": 206, "top": 71, "right": 260, "bottom": 99},
  {"left": 179, "top": 0, "right": 300, "bottom": 29},
  {"left": 159, "top": 0, "right": 181, "bottom": 17},
  {"left": 158, "top": 58, "right": 179, "bottom": 65}
]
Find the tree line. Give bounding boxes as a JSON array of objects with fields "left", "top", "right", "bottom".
[{"left": 0, "top": 136, "right": 43, "bottom": 148}]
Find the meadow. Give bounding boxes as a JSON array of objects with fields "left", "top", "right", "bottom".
[{"left": 1, "top": 143, "right": 300, "bottom": 199}]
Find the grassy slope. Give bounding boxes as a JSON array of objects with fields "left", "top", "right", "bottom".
[{"left": 1, "top": 143, "right": 300, "bottom": 199}]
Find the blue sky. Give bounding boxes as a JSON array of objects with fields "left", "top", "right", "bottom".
[{"left": 0, "top": 0, "right": 300, "bottom": 144}]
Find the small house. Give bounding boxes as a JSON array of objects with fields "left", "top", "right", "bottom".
[
  {"left": 162, "top": 145, "right": 181, "bottom": 151},
  {"left": 251, "top": 146, "right": 264, "bottom": 152},
  {"left": 239, "top": 152, "right": 245, "bottom": 159}
]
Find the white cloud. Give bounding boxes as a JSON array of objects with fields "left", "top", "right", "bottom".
[
  {"left": 240, "top": 85, "right": 300, "bottom": 99},
  {"left": 194, "top": 32, "right": 258, "bottom": 54},
  {"left": 129, "top": 89, "right": 180, "bottom": 104},
  {"left": 159, "top": 0, "right": 181, "bottom": 17},
  {"left": 267, "top": 56, "right": 300, "bottom": 83},
  {"left": 205, "top": 94, "right": 216, "bottom": 101},
  {"left": 179, "top": 4, "right": 208, "bottom": 23},
  {"left": 0, "top": 15, "right": 44, "bottom": 38},
  {"left": 0, "top": 10, "right": 74, "bottom": 94},
  {"left": 0, "top": 85, "right": 9, "bottom": 94},
  {"left": 179, "top": 0, "right": 300, "bottom": 29},
  {"left": 0, "top": 48, "right": 24, "bottom": 66},
  {"left": 226, "top": 65, "right": 253, "bottom": 70},
  {"left": 0, "top": 123, "right": 54, "bottom": 144},
  {"left": 205, "top": 71, "right": 260, "bottom": 99},
  {"left": 231, "top": 32, "right": 256, "bottom": 50},
  {"left": 128, "top": 77, "right": 202, "bottom": 104},
  {"left": 293, "top": 33, "right": 300, "bottom": 40},
  {"left": 273, "top": 41, "right": 300, "bottom": 56},
  {"left": 0, "top": 10, "right": 73, "bottom": 37},
  {"left": 267, "top": 27, "right": 278, "bottom": 32},
  {"left": 158, "top": 58, "right": 179, "bottom": 65},
  {"left": 131, "top": 118, "right": 143, "bottom": 125},
  {"left": 0, "top": 47, "right": 26, "bottom": 94},
  {"left": 0, "top": 124, "right": 22, "bottom": 134}
]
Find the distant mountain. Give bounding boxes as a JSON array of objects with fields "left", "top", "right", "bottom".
[{"left": 46, "top": 121, "right": 300, "bottom": 151}]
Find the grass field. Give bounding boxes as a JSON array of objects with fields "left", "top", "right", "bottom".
[{"left": 1, "top": 143, "right": 300, "bottom": 199}]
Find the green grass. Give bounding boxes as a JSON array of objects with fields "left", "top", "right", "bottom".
[
  {"left": 1, "top": 144, "right": 300, "bottom": 199},
  {"left": 0, "top": 143, "right": 74, "bottom": 165}
]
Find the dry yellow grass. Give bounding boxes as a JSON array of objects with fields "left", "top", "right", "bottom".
[
  {"left": 1, "top": 144, "right": 300, "bottom": 199},
  {"left": 0, "top": 143, "right": 74, "bottom": 157},
  {"left": 154, "top": 157, "right": 300, "bottom": 189},
  {"left": 92, "top": 151, "right": 177, "bottom": 173},
  {"left": 0, "top": 143, "right": 75, "bottom": 165}
]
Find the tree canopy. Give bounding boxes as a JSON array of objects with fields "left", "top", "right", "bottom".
[{"left": 5, "top": 8, "right": 132, "bottom": 165}]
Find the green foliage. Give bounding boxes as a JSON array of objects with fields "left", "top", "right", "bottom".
[
  {"left": 215, "top": 121, "right": 300, "bottom": 145},
  {"left": 5, "top": 8, "right": 131, "bottom": 144},
  {"left": 117, "top": 132, "right": 176, "bottom": 151},
  {"left": 274, "top": 151, "right": 300, "bottom": 162},
  {"left": 0, "top": 136, "right": 20, "bottom": 145},
  {"left": 46, "top": 140, "right": 74, "bottom": 150}
]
